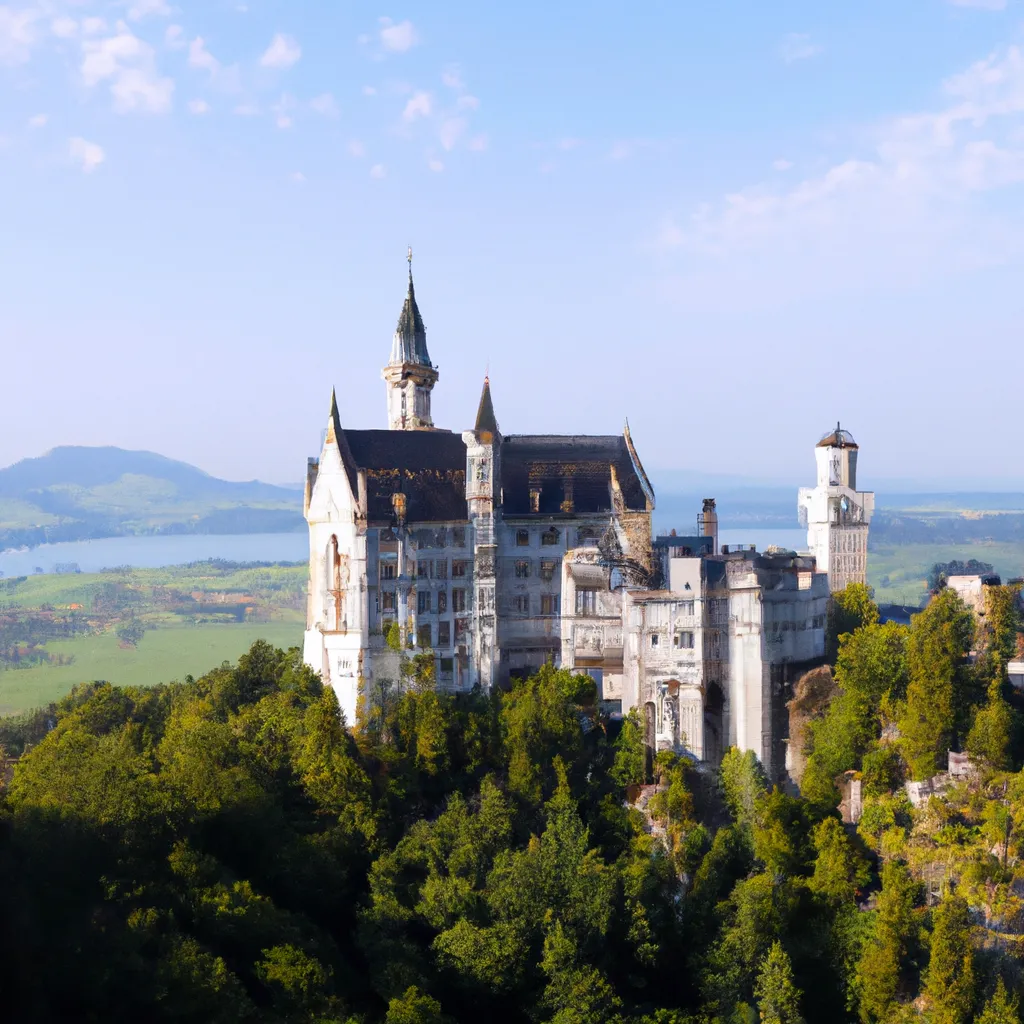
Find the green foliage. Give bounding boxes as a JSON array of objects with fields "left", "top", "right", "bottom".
[
  {"left": 809, "top": 817, "right": 869, "bottom": 905},
  {"left": 611, "top": 708, "right": 646, "bottom": 788},
  {"left": 975, "top": 980, "right": 1021, "bottom": 1024},
  {"left": 967, "top": 680, "right": 1014, "bottom": 770},
  {"left": 901, "top": 589, "right": 976, "bottom": 780},
  {"left": 828, "top": 583, "right": 880, "bottom": 662},
  {"left": 720, "top": 747, "right": 768, "bottom": 829},
  {"left": 922, "top": 891, "right": 975, "bottom": 1024},
  {"left": 754, "top": 941, "right": 806, "bottom": 1024},
  {"left": 384, "top": 986, "right": 448, "bottom": 1024},
  {"left": 928, "top": 561, "right": 995, "bottom": 594}
]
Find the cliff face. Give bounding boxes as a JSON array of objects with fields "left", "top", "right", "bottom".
[{"left": 786, "top": 664, "right": 836, "bottom": 786}]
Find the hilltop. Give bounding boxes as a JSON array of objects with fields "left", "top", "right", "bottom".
[{"left": 0, "top": 446, "right": 303, "bottom": 549}]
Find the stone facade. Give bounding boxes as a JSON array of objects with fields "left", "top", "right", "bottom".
[
  {"left": 798, "top": 424, "right": 875, "bottom": 593},
  {"left": 303, "top": 266, "right": 655, "bottom": 724}
]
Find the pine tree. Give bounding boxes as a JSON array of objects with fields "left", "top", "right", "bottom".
[
  {"left": 923, "top": 892, "right": 975, "bottom": 1024},
  {"left": 975, "top": 980, "right": 1020, "bottom": 1024},
  {"left": 966, "top": 679, "right": 1013, "bottom": 771},
  {"left": 856, "top": 861, "right": 918, "bottom": 1023},
  {"left": 754, "top": 941, "right": 805, "bottom": 1024}
]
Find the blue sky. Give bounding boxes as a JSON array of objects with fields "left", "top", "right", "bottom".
[{"left": 2, "top": 0, "right": 1023, "bottom": 489}]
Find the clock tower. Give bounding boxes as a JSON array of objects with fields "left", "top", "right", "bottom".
[{"left": 798, "top": 423, "right": 875, "bottom": 592}]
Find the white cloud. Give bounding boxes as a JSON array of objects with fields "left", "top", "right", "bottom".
[
  {"left": 428, "top": 157, "right": 443, "bottom": 172},
  {"left": 456, "top": 94, "right": 479, "bottom": 111},
  {"left": 779, "top": 33, "right": 822, "bottom": 64},
  {"left": 187, "top": 98, "right": 209, "bottom": 114},
  {"left": 81, "top": 22, "right": 174, "bottom": 113},
  {"left": 441, "top": 67, "right": 463, "bottom": 89},
  {"left": 608, "top": 141, "right": 631, "bottom": 160},
  {"left": 69, "top": 136, "right": 105, "bottom": 172},
  {"left": 234, "top": 102, "right": 259, "bottom": 115},
  {"left": 402, "top": 90, "right": 431, "bottom": 121},
  {"left": 0, "top": 7, "right": 38, "bottom": 65},
  {"left": 439, "top": 117, "right": 465, "bottom": 150},
  {"left": 362, "top": 84, "right": 377, "bottom": 96},
  {"left": 165, "top": 23, "right": 184, "bottom": 48},
  {"left": 379, "top": 17, "right": 416, "bottom": 53},
  {"left": 949, "top": 0, "right": 1006, "bottom": 8},
  {"left": 773, "top": 158, "right": 793, "bottom": 171},
  {"left": 309, "top": 92, "right": 337, "bottom": 116},
  {"left": 127, "top": 0, "right": 171, "bottom": 21},
  {"left": 558, "top": 137, "right": 582, "bottom": 151},
  {"left": 348, "top": 139, "right": 365, "bottom": 157},
  {"left": 370, "top": 162, "right": 386, "bottom": 178},
  {"left": 260, "top": 32, "right": 300, "bottom": 70},
  {"left": 28, "top": 112, "right": 46, "bottom": 127},
  {"left": 82, "top": 18, "right": 107, "bottom": 36},
  {"left": 290, "top": 170, "right": 305, "bottom": 183},
  {"left": 272, "top": 93, "right": 295, "bottom": 128},
  {"left": 657, "top": 43, "right": 1024, "bottom": 305},
  {"left": 188, "top": 36, "right": 219, "bottom": 72},
  {"left": 51, "top": 16, "right": 77, "bottom": 39},
  {"left": 468, "top": 134, "right": 488, "bottom": 152}
]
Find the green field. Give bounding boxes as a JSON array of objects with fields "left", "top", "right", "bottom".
[
  {"left": 0, "top": 622, "right": 303, "bottom": 714},
  {"left": 869, "top": 541, "right": 1024, "bottom": 606}
]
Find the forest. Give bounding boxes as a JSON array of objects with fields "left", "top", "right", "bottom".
[{"left": 0, "top": 579, "right": 1023, "bottom": 1023}]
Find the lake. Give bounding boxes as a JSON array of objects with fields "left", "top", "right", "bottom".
[{"left": 0, "top": 528, "right": 809, "bottom": 578}]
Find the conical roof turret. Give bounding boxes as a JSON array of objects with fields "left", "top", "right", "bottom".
[
  {"left": 389, "top": 256, "right": 431, "bottom": 367},
  {"left": 474, "top": 376, "right": 498, "bottom": 436}
]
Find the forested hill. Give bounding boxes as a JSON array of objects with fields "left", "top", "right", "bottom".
[
  {"left": 0, "top": 446, "right": 303, "bottom": 548},
  {"left": 1, "top": 576, "right": 1024, "bottom": 1023}
]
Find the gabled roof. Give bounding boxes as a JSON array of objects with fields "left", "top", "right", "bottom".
[
  {"left": 500, "top": 434, "right": 652, "bottom": 515},
  {"left": 344, "top": 429, "right": 467, "bottom": 523}
]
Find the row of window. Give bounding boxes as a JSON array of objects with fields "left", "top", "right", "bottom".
[
  {"left": 514, "top": 527, "right": 563, "bottom": 547},
  {"left": 381, "top": 588, "right": 471, "bottom": 614},
  {"left": 650, "top": 631, "right": 695, "bottom": 649},
  {"left": 514, "top": 558, "right": 559, "bottom": 580},
  {"left": 381, "top": 619, "right": 471, "bottom": 649},
  {"left": 412, "top": 527, "right": 467, "bottom": 549}
]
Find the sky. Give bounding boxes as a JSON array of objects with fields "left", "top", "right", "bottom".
[{"left": 2, "top": 0, "right": 1023, "bottom": 490}]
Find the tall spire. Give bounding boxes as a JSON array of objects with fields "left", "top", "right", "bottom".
[
  {"left": 389, "top": 250, "right": 430, "bottom": 367},
  {"left": 474, "top": 375, "right": 498, "bottom": 436}
]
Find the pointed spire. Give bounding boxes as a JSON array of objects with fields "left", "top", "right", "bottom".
[
  {"left": 474, "top": 375, "right": 498, "bottom": 436},
  {"left": 389, "top": 251, "right": 431, "bottom": 367},
  {"left": 326, "top": 387, "right": 342, "bottom": 445}
]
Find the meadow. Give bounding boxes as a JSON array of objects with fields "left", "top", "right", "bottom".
[{"left": 0, "top": 561, "right": 306, "bottom": 714}]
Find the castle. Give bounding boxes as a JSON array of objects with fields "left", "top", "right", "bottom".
[{"left": 303, "top": 261, "right": 873, "bottom": 778}]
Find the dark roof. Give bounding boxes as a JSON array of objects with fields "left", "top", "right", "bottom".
[
  {"left": 500, "top": 434, "right": 650, "bottom": 515},
  {"left": 345, "top": 429, "right": 466, "bottom": 523},
  {"left": 817, "top": 422, "right": 858, "bottom": 449},
  {"left": 653, "top": 535, "right": 714, "bottom": 554},
  {"left": 474, "top": 378, "right": 499, "bottom": 436},
  {"left": 389, "top": 271, "right": 431, "bottom": 367}
]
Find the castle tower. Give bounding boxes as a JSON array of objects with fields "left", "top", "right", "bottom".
[
  {"left": 382, "top": 249, "right": 438, "bottom": 430},
  {"left": 462, "top": 376, "right": 501, "bottom": 689},
  {"left": 798, "top": 423, "right": 876, "bottom": 592}
]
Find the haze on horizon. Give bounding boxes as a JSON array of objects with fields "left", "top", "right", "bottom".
[{"left": 2, "top": 0, "right": 1023, "bottom": 490}]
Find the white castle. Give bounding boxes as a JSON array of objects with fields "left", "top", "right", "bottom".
[{"left": 302, "top": 261, "right": 873, "bottom": 778}]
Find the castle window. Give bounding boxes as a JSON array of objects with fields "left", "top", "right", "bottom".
[
  {"left": 452, "top": 527, "right": 466, "bottom": 548},
  {"left": 437, "top": 591, "right": 448, "bottom": 614},
  {"left": 381, "top": 590, "right": 396, "bottom": 612},
  {"left": 452, "top": 560, "right": 469, "bottom": 578},
  {"left": 541, "top": 528, "right": 559, "bottom": 546},
  {"left": 452, "top": 588, "right": 466, "bottom": 612},
  {"left": 435, "top": 559, "right": 448, "bottom": 580},
  {"left": 439, "top": 657, "right": 454, "bottom": 680},
  {"left": 418, "top": 591, "right": 431, "bottom": 614},
  {"left": 650, "top": 634, "right": 660, "bottom": 648},
  {"left": 578, "top": 528, "right": 598, "bottom": 547},
  {"left": 438, "top": 621, "right": 451, "bottom": 647},
  {"left": 679, "top": 600, "right": 694, "bottom": 616},
  {"left": 380, "top": 561, "right": 396, "bottom": 580},
  {"left": 512, "top": 595, "right": 530, "bottom": 615},
  {"left": 576, "top": 589, "right": 596, "bottom": 616},
  {"left": 540, "top": 559, "right": 557, "bottom": 582},
  {"left": 515, "top": 559, "right": 531, "bottom": 579},
  {"left": 455, "top": 618, "right": 469, "bottom": 642},
  {"left": 417, "top": 560, "right": 430, "bottom": 578},
  {"left": 541, "top": 594, "right": 559, "bottom": 615},
  {"left": 516, "top": 529, "right": 530, "bottom": 547},
  {"left": 674, "top": 632, "right": 694, "bottom": 649},
  {"left": 417, "top": 624, "right": 432, "bottom": 648}
]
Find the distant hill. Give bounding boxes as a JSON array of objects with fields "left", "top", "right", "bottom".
[{"left": 0, "top": 447, "right": 303, "bottom": 549}]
